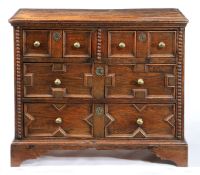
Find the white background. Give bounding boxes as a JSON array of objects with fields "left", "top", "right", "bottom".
[{"left": 0, "top": 0, "right": 200, "bottom": 174}]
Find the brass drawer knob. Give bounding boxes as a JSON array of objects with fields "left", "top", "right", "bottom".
[
  {"left": 33, "top": 41, "right": 40, "bottom": 48},
  {"left": 137, "top": 78, "right": 144, "bottom": 85},
  {"left": 158, "top": 41, "right": 166, "bottom": 48},
  {"left": 54, "top": 79, "right": 61, "bottom": 86},
  {"left": 74, "top": 42, "right": 81, "bottom": 48},
  {"left": 136, "top": 118, "right": 143, "bottom": 125},
  {"left": 55, "top": 117, "right": 62, "bottom": 124},
  {"left": 119, "top": 42, "right": 126, "bottom": 48}
]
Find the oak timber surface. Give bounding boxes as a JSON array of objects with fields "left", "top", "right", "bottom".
[
  {"left": 10, "top": 8, "right": 188, "bottom": 166},
  {"left": 9, "top": 9, "right": 188, "bottom": 24}
]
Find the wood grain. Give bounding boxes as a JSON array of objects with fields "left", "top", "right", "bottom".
[
  {"left": 10, "top": 8, "right": 188, "bottom": 166},
  {"left": 11, "top": 139, "right": 188, "bottom": 166},
  {"left": 9, "top": 9, "right": 188, "bottom": 24},
  {"left": 24, "top": 103, "right": 93, "bottom": 138}
]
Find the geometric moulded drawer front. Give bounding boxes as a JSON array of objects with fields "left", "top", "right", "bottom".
[
  {"left": 23, "top": 63, "right": 93, "bottom": 98},
  {"left": 24, "top": 103, "right": 93, "bottom": 138},
  {"left": 107, "top": 31, "right": 176, "bottom": 64},
  {"left": 63, "top": 31, "right": 92, "bottom": 58},
  {"left": 149, "top": 31, "right": 176, "bottom": 57},
  {"left": 108, "top": 31, "right": 136, "bottom": 58},
  {"left": 23, "top": 30, "right": 51, "bottom": 57},
  {"left": 105, "top": 64, "right": 176, "bottom": 100},
  {"left": 105, "top": 104, "right": 175, "bottom": 139}
]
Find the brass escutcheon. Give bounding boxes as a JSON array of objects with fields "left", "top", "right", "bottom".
[
  {"left": 138, "top": 33, "right": 147, "bottom": 42},
  {"left": 95, "top": 106, "right": 104, "bottom": 115},
  {"left": 53, "top": 32, "right": 61, "bottom": 41},
  {"left": 96, "top": 67, "right": 104, "bottom": 76}
]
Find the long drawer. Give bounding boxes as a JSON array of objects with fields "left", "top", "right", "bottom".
[{"left": 24, "top": 103, "right": 175, "bottom": 139}]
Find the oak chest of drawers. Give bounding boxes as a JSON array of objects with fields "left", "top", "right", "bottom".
[{"left": 9, "top": 9, "right": 188, "bottom": 166}]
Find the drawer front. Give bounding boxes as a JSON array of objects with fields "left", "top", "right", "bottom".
[
  {"left": 149, "top": 31, "right": 176, "bottom": 57},
  {"left": 23, "top": 30, "right": 95, "bottom": 62},
  {"left": 107, "top": 31, "right": 176, "bottom": 64},
  {"left": 108, "top": 31, "right": 136, "bottom": 58},
  {"left": 63, "top": 31, "right": 92, "bottom": 58},
  {"left": 24, "top": 103, "right": 93, "bottom": 138},
  {"left": 105, "top": 104, "right": 175, "bottom": 139},
  {"left": 23, "top": 30, "right": 51, "bottom": 57},
  {"left": 23, "top": 63, "right": 93, "bottom": 98},
  {"left": 105, "top": 64, "right": 176, "bottom": 100}
]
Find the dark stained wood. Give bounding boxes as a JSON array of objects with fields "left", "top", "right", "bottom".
[{"left": 10, "top": 9, "right": 188, "bottom": 167}]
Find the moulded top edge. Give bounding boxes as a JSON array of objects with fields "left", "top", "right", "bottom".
[{"left": 9, "top": 8, "right": 189, "bottom": 25}]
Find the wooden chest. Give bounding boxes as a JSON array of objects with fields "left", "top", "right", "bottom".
[{"left": 9, "top": 9, "right": 188, "bottom": 166}]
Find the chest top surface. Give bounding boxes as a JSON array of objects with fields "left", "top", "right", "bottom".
[{"left": 9, "top": 8, "right": 188, "bottom": 26}]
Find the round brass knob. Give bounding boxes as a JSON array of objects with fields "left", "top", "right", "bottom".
[
  {"left": 158, "top": 41, "right": 166, "bottom": 48},
  {"left": 119, "top": 42, "right": 126, "bottom": 48},
  {"left": 55, "top": 117, "right": 62, "bottom": 124},
  {"left": 73, "top": 42, "right": 80, "bottom": 48},
  {"left": 137, "top": 78, "right": 144, "bottom": 85},
  {"left": 136, "top": 118, "right": 143, "bottom": 125},
  {"left": 33, "top": 41, "right": 40, "bottom": 48},
  {"left": 54, "top": 79, "right": 61, "bottom": 86}
]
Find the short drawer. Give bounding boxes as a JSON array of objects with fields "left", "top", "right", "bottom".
[
  {"left": 149, "top": 31, "right": 176, "bottom": 57},
  {"left": 24, "top": 103, "right": 93, "bottom": 138},
  {"left": 63, "top": 31, "right": 92, "bottom": 58},
  {"left": 105, "top": 104, "right": 175, "bottom": 139},
  {"left": 23, "top": 63, "right": 93, "bottom": 98},
  {"left": 23, "top": 30, "right": 51, "bottom": 57},
  {"left": 105, "top": 64, "right": 176, "bottom": 100},
  {"left": 107, "top": 31, "right": 176, "bottom": 64},
  {"left": 108, "top": 31, "right": 136, "bottom": 57},
  {"left": 23, "top": 30, "right": 94, "bottom": 61}
]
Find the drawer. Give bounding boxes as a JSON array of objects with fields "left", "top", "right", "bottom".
[
  {"left": 23, "top": 30, "right": 94, "bottom": 61},
  {"left": 63, "top": 31, "right": 92, "bottom": 58},
  {"left": 24, "top": 103, "right": 93, "bottom": 138},
  {"left": 149, "top": 31, "right": 176, "bottom": 57},
  {"left": 23, "top": 30, "right": 51, "bottom": 57},
  {"left": 107, "top": 31, "right": 176, "bottom": 64},
  {"left": 23, "top": 63, "right": 93, "bottom": 98},
  {"left": 108, "top": 31, "right": 136, "bottom": 57},
  {"left": 105, "top": 64, "right": 176, "bottom": 100},
  {"left": 105, "top": 104, "right": 175, "bottom": 139}
]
